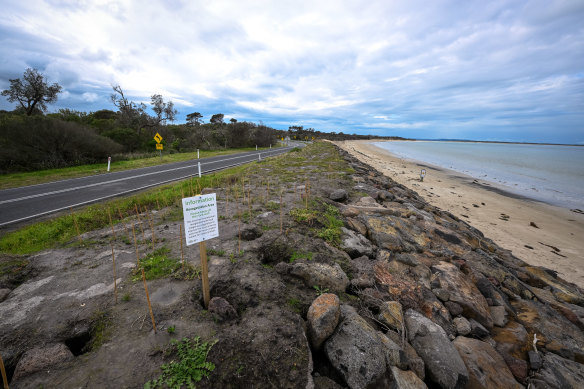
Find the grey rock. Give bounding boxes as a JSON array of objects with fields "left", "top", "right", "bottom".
[
  {"left": 0, "top": 288, "right": 10, "bottom": 302},
  {"left": 469, "top": 319, "right": 490, "bottom": 339},
  {"left": 377, "top": 190, "right": 395, "bottom": 202},
  {"left": 405, "top": 309, "right": 468, "bottom": 389},
  {"left": 432, "top": 288, "right": 450, "bottom": 302},
  {"left": 208, "top": 297, "right": 238, "bottom": 322},
  {"left": 389, "top": 366, "right": 428, "bottom": 389},
  {"left": 489, "top": 305, "right": 508, "bottom": 327},
  {"left": 340, "top": 227, "right": 376, "bottom": 259},
  {"left": 324, "top": 305, "right": 389, "bottom": 389},
  {"left": 13, "top": 343, "right": 74, "bottom": 380},
  {"left": 453, "top": 317, "right": 472, "bottom": 336},
  {"left": 453, "top": 336, "right": 522, "bottom": 389},
  {"left": 240, "top": 226, "right": 262, "bottom": 241},
  {"left": 307, "top": 293, "right": 341, "bottom": 350},
  {"left": 532, "top": 352, "right": 584, "bottom": 389},
  {"left": 377, "top": 332, "right": 408, "bottom": 370},
  {"left": 445, "top": 301, "right": 464, "bottom": 317},
  {"left": 290, "top": 262, "right": 349, "bottom": 294},
  {"left": 528, "top": 351, "right": 543, "bottom": 370},
  {"left": 330, "top": 189, "right": 348, "bottom": 202},
  {"left": 349, "top": 255, "right": 376, "bottom": 289},
  {"left": 313, "top": 376, "right": 345, "bottom": 389}
]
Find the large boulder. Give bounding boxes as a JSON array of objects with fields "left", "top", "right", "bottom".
[
  {"left": 340, "top": 228, "right": 376, "bottom": 259},
  {"left": 324, "top": 305, "right": 390, "bottom": 389},
  {"left": 453, "top": 336, "right": 522, "bottom": 389},
  {"left": 330, "top": 189, "right": 348, "bottom": 202},
  {"left": 361, "top": 215, "right": 428, "bottom": 253},
  {"left": 432, "top": 261, "right": 493, "bottom": 329},
  {"left": 307, "top": 293, "right": 341, "bottom": 350},
  {"left": 530, "top": 352, "right": 584, "bottom": 389},
  {"left": 12, "top": 343, "right": 74, "bottom": 380},
  {"left": 289, "top": 262, "right": 349, "bottom": 294},
  {"left": 405, "top": 309, "right": 468, "bottom": 389}
]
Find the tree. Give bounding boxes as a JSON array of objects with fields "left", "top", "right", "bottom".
[
  {"left": 210, "top": 113, "right": 224, "bottom": 124},
  {"left": 110, "top": 85, "right": 148, "bottom": 129},
  {"left": 1, "top": 68, "right": 63, "bottom": 115},
  {"left": 229, "top": 118, "right": 237, "bottom": 124},
  {"left": 186, "top": 112, "right": 203, "bottom": 126},
  {"left": 150, "top": 94, "right": 177, "bottom": 125}
]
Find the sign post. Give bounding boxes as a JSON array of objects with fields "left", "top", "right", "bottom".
[
  {"left": 154, "top": 133, "right": 163, "bottom": 158},
  {"left": 107, "top": 156, "right": 111, "bottom": 172},
  {"left": 182, "top": 193, "right": 219, "bottom": 308},
  {"left": 198, "top": 162, "right": 201, "bottom": 178}
]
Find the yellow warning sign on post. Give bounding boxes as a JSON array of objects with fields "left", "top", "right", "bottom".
[
  {"left": 156, "top": 143, "right": 163, "bottom": 150},
  {"left": 154, "top": 133, "right": 163, "bottom": 143}
]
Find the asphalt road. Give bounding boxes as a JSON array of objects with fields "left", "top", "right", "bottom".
[{"left": 0, "top": 146, "right": 297, "bottom": 227}]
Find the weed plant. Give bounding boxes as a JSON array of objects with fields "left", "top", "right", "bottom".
[{"left": 145, "top": 337, "right": 216, "bottom": 389}]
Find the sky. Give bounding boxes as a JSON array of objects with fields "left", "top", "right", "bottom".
[{"left": 1, "top": 0, "right": 583, "bottom": 144}]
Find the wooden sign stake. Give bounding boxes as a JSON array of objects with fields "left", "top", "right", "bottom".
[
  {"left": 199, "top": 241, "right": 210, "bottom": 309},
  {"left": 107, "top": 208, "right": 116, "bottom": 240},
  {"left": 0, "top": 353, "right": 8, "bottom": 389},
  {"left": 225, "top": 186, "right": 229, "bottom": 217},
  {"left": 280, "top": 189, "right": 283, "bottom": 233},
  {"left": 110, "top": 242, "right": 118, "bottom": 304},
  {"left": 141, "top": 268, "right": 157, "bottom": 332},
  {"left": 145, "top": 206, "right": 155, "bottom": 245}
]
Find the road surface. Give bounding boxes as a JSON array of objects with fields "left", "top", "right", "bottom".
[{"left": 0, "top": 146, "right": 297, "bottom": 227}]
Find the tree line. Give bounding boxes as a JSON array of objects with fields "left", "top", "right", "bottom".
[{"left": 0, "top": 68, "right": 402, "bottom": 173}]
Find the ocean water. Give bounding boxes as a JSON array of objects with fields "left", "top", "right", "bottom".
[{"left": 372, "top": 141, "right": 584, "bottom": 210}]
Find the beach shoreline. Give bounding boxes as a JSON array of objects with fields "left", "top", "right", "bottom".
[{"left": 335, "top": 140, "right": 584, "bottom": 288}]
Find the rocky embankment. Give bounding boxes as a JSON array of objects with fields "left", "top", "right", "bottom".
[{"left": 1, "top": 142, "right": 583, "bottom": 388}]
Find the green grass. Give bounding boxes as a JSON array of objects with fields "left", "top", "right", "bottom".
[
  {"left": 145, "top": 337, "right": 216, "bottom": 389},
  {"left": 0, "top": 146, "right": 277, "bottom": 190},
  {"left": 0, "top": 258, "right": 29, "bottom": 277},
  {"left": 287, "top": 298, "right": 302, "bottom": 314},
  {"left": 0, "top": 163, "right": 252, "bottom": 255},
  {"left": 289, "top": 251, "right": 313, "bottom": 263},
  {"left": 132, "top": 247, "right": 180, "bottom": 281},
  {"left": 290, "top": 201, "right": 344, "bottom": 246}
]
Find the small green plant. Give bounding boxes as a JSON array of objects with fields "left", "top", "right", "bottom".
[
  {"left": 287, "top": 298, "right": 302, "bottom": 314},
  {"left": 122, "top": 293, "right": 131, "bottom": 302},
  {"left": 313, "top": 285, "right": 329, "bottom": 296},
  {"left": 229, "top": 253, "right": 236, "bottom": 264},
  {"left": 207, "top": 248, "right": 225, "bottom": 257},
  {"left": 167, "top": 326, "right": 176, "bottom": 334},
  {"left": 145, "top": 337, "right": 216, "bottom": 389},
  {"left": 132, "top": 247, "right": 180, "bottom": 281},
  {"left": 289, "top": 251, "right": 313, "bottom": 263}
]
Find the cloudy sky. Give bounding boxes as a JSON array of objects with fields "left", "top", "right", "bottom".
[{"left": 1, "top": 0, "right": 583, "bottom": 143}]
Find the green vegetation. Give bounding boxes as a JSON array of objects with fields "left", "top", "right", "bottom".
[
  {"left": 291, "top": 201, "right": 344, "bottom": 246},
  {"left": 145, "top": 337, "right": 216, "bottom": 389},
  {"left": 122, "top": 293, "right": 131, "bottom": 302},
  {"left": 167, "top": 326, "right": 176, "bottom": 334},
  {"left": 132, "top": 247, "right": 180, "bottom": 281},
  {"left": 207, "top": 248, "right": 226, "bottom": 257},
  {"left": 0, "top": 163, "right": 249, "bottom": 255},
  {"left": 87, "top": 310, "right": 111, "bottom": 353},
  {"left": 313, "top": 285, "right": 330, "bottom": 296},
  {"left": 287, "top": 298, "right": 302, "bottom": 314},
  {"left": 0, "top": 258, "right": 29, "bottom": 277},
  {"left": 289, "top": 251, "right": 313, "bottom": 263},
  {"left": 0, "top": 146, "right": 276, "bottom": 190}
]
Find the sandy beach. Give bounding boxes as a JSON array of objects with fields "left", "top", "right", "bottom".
[{"left": 336, "top": 140, "right": 584, "bottom": 288}]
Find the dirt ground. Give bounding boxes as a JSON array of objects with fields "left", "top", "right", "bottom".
[{"left": 0, "top": 143, "right": 357, "bottom": 388}]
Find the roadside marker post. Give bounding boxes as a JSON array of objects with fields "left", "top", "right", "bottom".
[
  {"left": 107, "top": 156, "right": 111, "bottom": 172},
  {"left": 256, "top": 145, "right": 258, "bottom": 150},
  {"left": 198, "top": 162, "right": 201, "bottom": 178},
  {"left": 258, "top": 153, "right": 261, "bottom": 161},
  {"left": 197, "top": 149, "right": 199, "bottom": 159},
  {"left": 182, "top": 193, "right": 219, "bottom": 309}
]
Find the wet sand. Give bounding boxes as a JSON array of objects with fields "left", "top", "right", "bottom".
[{"left": 336, "top": 140, "right": 584, "bottom": 288}]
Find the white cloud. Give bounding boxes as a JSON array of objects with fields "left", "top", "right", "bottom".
[{"left": 0, "top": 0, "right": 582, "bottom": 143}]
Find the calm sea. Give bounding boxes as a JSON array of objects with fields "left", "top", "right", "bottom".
[{"left": 372, "top": 141, "right": 584, "bottom": 210}]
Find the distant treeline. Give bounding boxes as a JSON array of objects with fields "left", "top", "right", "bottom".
[{"left": 0, "top": 108, "right": 402, "bottom": 173}]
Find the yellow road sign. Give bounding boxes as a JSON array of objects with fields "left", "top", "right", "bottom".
[
  {"left": 156, "top": 143, "right": 163, "bottom": 150},
  {"left": 154, "top": 133, "right": 163, "bottom": 143}
]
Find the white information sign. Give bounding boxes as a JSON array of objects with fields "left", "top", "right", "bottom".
[{"left": 182, "top": 193, "right": 219, "bottom": 246}]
